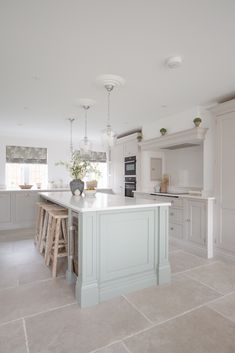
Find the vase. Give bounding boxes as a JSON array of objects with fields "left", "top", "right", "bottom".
[{"left": 70, "top": 179, "right": 84, "bottom": 195}]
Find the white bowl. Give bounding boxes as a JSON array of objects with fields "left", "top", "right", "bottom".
[{"left": 84, "top": 189, "right": 96, "bottom": 197}]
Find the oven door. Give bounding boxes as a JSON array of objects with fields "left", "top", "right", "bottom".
[
  {"left": 125, "top": 182, "right": 136, "bottom": 198},
  {"left": 125, "top": 161, "right": 136, "bottom": 175}
]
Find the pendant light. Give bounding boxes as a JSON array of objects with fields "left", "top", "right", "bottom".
[
  {"left": 68, "top": 117, "right": 75, "bottom": 156},
  {"left": 97, "top": 74, "right": 126, "bottom": 147},
  {"left": 78, "top": 98, "right": 96, "bottom": 154}
]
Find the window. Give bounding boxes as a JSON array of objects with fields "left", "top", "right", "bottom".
[
  {"left": 85, "top": 162, "right": 108, "bottom": 188},
  {"left": 6, "top": 146, "right": 48, "bottom": 188}
]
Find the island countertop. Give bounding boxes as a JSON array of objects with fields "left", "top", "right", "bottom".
[{"left": 39, "top": 191, "right": 171, "bottom": 213}]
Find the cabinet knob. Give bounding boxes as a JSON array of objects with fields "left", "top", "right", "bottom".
[
  {"left": 170, "top": 212, "right": 174, "bottom": 216},
  {"left": 186, "top": 218, "right": 190, "bottom": 222},
  {"left": 170, "top": 227, "right": 174, "bottom": 230}
]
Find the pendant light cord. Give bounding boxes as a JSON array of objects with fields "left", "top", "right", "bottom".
[
  {"left": 107, "top": 90, "right": 111, "bottom": 126},
  {"left": 84, "top": 108, "right": 88, "bottom": 139}
]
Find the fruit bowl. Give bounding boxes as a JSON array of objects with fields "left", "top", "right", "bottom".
[
  {"left": 84, "top": 189, "right": 96, "bottom": 197},
  {"left": 19, "top": 184, "right": 33, "bottom": 190}
]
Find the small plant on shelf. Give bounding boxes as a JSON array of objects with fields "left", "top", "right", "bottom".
[
  {"left": 193, "top": 117, "right": 202, "bottom": 127},
  {"left": 160, "top": 128, "right": 167, "bottom": 136}
]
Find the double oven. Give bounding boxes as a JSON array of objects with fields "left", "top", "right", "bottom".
[{"left": 124, "top": 156, "right": 136, "bottom": 197}]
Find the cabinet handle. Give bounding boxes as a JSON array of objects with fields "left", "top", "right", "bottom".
[
  {"left": 170, "top": 212, "right": 174, "bottom": 216},
  {"left": 170, "top": 227, "right": 174, "bottom": 230},
  {"left": 186, "top": 218, "right": 190, "bottom": 222}
]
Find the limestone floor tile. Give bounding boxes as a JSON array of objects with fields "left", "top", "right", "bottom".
[
  {"left": 125, "top": 276, "right": 221, "bottom": 323},
  {"left": 0, "top": 320, "right": 27, "bottom": 353},
  {"left": 186, "top": 261, "right": 235, "bottom": 294},
  {"left": 0, "top": 270, "right": 18, "bottom": 290},
  {"left": 208, "top": 292, "right": 235, "bottom": 322},
  {"left": 26, "top": 297, "right": 150, "bottom": 353},
  {"left": 93, "top": 342, "right": 129, "bottom": 353},
  {"left": 124, "top": 307, "right": 235, "bottom": 353},
  {"left": 0, "top": 277, "right": 75, "bottom": 324},
  {"left": 170, "top": 250, "right": 209, "bottom": 273}
]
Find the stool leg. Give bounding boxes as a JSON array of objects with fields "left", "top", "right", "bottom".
[
  {"left": 46, "top": 217, "right": 56, "bottom": 266},
  {"left": 44, "top": 214, "right": 53, "bottom": 265},
  {"left": 52, "top": 219, "right": 61, "bottom": 278},
  {"left": 37, "top": 208, "right": 45, "bottom": 250},
  {"left": 40, "top": 211, "right": 49, "bottom": 254}
]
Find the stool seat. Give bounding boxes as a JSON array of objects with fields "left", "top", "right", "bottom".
[{"left": 39, "top": 204, "right": 67, "bottom": 254}]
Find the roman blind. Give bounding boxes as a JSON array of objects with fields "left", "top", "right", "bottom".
[
  {"left": 80, "top": 150, "right": 107, "bottom": 163},
  {"left": 6, "top": 146, "right": 47, "bottom": 164}
]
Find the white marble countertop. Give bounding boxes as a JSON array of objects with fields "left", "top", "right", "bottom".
[
  {"left": 39, "top": 191, "right": 171, "bottom": 213},
  {"left": 134, "top": 190, "right": 215, "bottom": 200},
  {"left": 0, "top": 188, "right": 70, "bottom": 193}
]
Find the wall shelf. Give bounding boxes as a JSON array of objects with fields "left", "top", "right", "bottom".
[{"left": 140, "top": 127, "right": 208, "bottom": 151}]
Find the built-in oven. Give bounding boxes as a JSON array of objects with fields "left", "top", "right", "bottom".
[
  {"left": 124, "top": 156, "right": 136, "bottom": 176},
  {"left": 125, "top": 177, "right": 136, "bottom": 198}
]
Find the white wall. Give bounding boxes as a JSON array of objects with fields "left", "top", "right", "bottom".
[
  {"left": 140, "top": 150, "right": 165, "bottom": 193},
  {"left": 164, "top": 145, "right": 203, "bottom": 188},
  {"left": 142, "top": 106, "right": 215, "bottom": 193},
  {"left": 0, "top": 134, "right": 105, "bottom": 187}
]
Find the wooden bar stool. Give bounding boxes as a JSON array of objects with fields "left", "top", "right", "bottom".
[
  {"left": 34, "top": 201, "right": 50, "bottom": 248},
  {"left": 45, "top": 209, "right": 68, "bottom": 278},
  {"left": 39, "top": 203, "right": 66, "bottom": 254}
]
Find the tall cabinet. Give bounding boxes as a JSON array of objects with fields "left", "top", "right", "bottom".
[
  {"left": 110, "top": 134, "right": 140, "bottom": 195},
  {"left": 214, "top": 99, "right": 235, "bottom": 257}
]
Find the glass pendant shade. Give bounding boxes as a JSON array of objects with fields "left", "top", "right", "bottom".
[
  {"left": 102, "top": 125, "right": 117, "bottom": 147},
  {"left": 79, "top": 136, "right": 92, "bottom": 153}
]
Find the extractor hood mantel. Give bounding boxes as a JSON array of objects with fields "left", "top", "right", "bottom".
[{"left": 140, "top": 127, "right": 208, "bottom": 151}]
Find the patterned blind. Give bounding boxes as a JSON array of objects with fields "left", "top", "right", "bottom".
[
  {"left": 79, "top": 150, "right": 107, "bottom": 163},
  {"left": 6, "top": 146, "right": 47, "bottom": 164}
]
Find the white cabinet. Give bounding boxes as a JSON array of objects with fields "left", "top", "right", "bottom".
[
  {"left": 111, "top": 135, "right": 140, "bottom": 194},
  {"left": 124, "top": 140, "right": 138, "bottom": 157},
  {"left": 0, "top": 193, "right": 12, "bottom": 224},
  {"left": 214, "top": 100, "right": 235, "bottom": 257},
  {"left": 134, "top": 192, "right": 214, "bottom": 258},
  {"left": 15, "top": 192, "right": 38, "bottom": 224},
  {"left": 111, "top": 144, "right": 124, "bottom": 195},
  {"left": 184, "top": 199, "right": 206, "bottom": 246}
]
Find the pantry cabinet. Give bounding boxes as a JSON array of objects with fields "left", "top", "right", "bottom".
[{"left": 214, "top": 100, "right": 235, "bottom": 257}]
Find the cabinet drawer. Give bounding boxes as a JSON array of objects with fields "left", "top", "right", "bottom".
[
  {"left": 169, "top": 208, "right": 183, "bottom": 224},
  {"left": 169, "top": 223, "right": 183, "bottom": 239},
  {"left": 155, "top": 196, "right": 183, "bottom": 208}
]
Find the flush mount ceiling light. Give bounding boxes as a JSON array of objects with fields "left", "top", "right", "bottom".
[
  {"left": 165, "top": 56, "right": 183, "bottom": 69},
  {"left": 78, "top": 98, "right": 96, "bottom": 155},
  {"left": 97, "top": 74, "right": 126, "bottom": 147}
]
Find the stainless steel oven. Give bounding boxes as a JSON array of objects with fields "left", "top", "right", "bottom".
[
  {"left": 125, "top": 177, "right": 136, "bottom": 198},
  {"left": 124, "top": 156, "right": 136, "bottom": 176}
]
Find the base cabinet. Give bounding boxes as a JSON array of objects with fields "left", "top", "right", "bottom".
[
  {"left": 15, "top": 192, "right": 38, "bottom": 223},
  {"left": 184, "top": 199, "right": 206, "bottom": 246},
  {"left": 134, "top": 192, "right": 214, "bottom": 258},
  {"left": 0, "top": 193, "right": 12, "bottom": 224}
]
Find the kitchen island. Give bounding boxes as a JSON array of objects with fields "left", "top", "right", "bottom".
[{"left": 40, "top": 191, "right": 171, "bottom": 308}]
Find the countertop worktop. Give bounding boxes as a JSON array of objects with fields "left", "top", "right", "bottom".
[
  {"left": 134, "top": 190, "right": 215, "bottom": 200},
  {"left": 40, "top": 191, "right": 171, "bottom": 213},
  {"left": 0, "top": 187, "right": 70, "bottom": 193}
]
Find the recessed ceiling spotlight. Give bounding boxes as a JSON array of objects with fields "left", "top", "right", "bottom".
[
  {"left": 23, "top": 106, "right": 29, "bottom": 110},
  {"left": 165, "top": 56, "right": 182, "bottom": 69},
  {"left": 32, "top": 75, "right": 40, "bottom": 80},
  {"left": 161, "top": 104, "right": 167, "bottom": 108}
]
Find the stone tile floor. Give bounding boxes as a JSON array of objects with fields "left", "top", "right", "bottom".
[{"left": 0, "top": 229, "right": 235, "bottom": 353}]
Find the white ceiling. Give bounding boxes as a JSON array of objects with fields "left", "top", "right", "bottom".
[{"left": 0, "top": 0, "right": 235, "bottom": 143}]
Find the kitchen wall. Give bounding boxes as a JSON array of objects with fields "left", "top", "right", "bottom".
[
  {"left": 142, "top": 106, "right": 215, "bottom": 193},
  {"left": 140, "top": 150, "right": 165, "bottom": 192},
  {"left": 0, "top": 134, "right": 105, "bottom": 188},
  {"left": 164, "top": 145, "right": 203, "bottom": 188}
]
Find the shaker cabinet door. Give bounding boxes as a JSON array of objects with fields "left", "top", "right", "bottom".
[
  {"left": 15, "top": 192, "right": 38, "bottom": 223},
  {"left": 185, "top": 199, "right": 206, "bottom": 246},
  {"left": 0, "top": 193, "right": 12, "bottom": 223}
]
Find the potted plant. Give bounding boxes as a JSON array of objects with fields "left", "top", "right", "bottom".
[
  {"left": 193, "top": 117, "right": 202, "bottom": 127},
  {"left": 160, "top": 128, "right": 167, "bottom": 136},
  {"left": 56, "top": 151, "right": 95, "bottom": 195}
]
